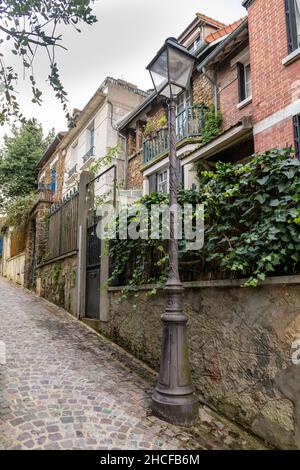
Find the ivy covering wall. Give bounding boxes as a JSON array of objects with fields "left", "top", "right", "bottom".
[{"left": 108, "top": 148, "right": 300, "bottom": 297}]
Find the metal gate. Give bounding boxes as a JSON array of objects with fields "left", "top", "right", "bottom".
[{"left": 85, "top": 217, "right": 101, "bottom": 319}]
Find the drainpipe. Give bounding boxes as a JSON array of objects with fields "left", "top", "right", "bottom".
[
  {"left": 201, "top": 66, "right": 218, "bottom": 116},
  {"left": 107, "top": 100, "right": 128, "bottom": 189}
]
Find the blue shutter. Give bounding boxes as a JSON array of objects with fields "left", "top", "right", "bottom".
[{"left": 50, "top": 167, "right": 57, "bottom": 192}]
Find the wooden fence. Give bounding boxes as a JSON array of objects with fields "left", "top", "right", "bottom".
[
  {"left": 47, "top": 191, "right": 79, "bottom": 260},
  {"left": 10, "top": 228, "right": 27, "bottom": 258}
]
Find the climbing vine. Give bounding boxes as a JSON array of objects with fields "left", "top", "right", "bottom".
[
  {"left": 5, "top": 192, "right": 35, "bottom": 228},
  {"left": 108, "top": 148, "right": 300, "bottom": 298},
  {"left": 200, "top": 106, "right": 222, "bottom": 145}
]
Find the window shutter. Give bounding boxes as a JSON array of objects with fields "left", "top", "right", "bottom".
[
  {"left": 50, "top": 168, "right": 57, "bottom": 192},
  {"left": 148, "top": 173, "right": 157, "bottom": 193},
  {"left": 294, "top": 115, "right": 300, "bottom": 159},
  {"left": 237, "top": 62, "right": 245, "bottom": 102},
  {"left": 285, "top": 0, "right": 298, "bottom": 53}
]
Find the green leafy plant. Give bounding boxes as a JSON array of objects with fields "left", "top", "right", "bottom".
[
  {"left": 87, "top": 145, "right": 120, "bottom": 174},
  {"left": 157, "top": 115, "right": 168, "bottom": 129},
  {"left": 69, "top": 270, "right": 77, "bottom": 287},
  {"left": 196, "top": 147, "right": 300, "bottom": 286},
  {"left": 200, "top": 107, "right": 222, "bottom": 145},
  {"left": 0, "top": 0, "right": 97, "bottom": 124},
  {"left": 0, "top": 119, "right": 54, "bottom": 210},
  {"left": 143, "top": 118, "right": 156, "bottom": 138},
  {"left": 51, "top": 262, "right": 61, "bottom": 285},
  {"left": 108, "top": 189, "right": 201, "bottom": 300},
  {"left": 5, "top": 192, "right": 35, "bottom": 229},
  {"left": 108, "top": 148, "right": 300, "bottom": 299}
]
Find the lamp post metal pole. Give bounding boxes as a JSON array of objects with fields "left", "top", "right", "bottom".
[{"left": 151, "top": 97, "right": 199, "bottom": 425}]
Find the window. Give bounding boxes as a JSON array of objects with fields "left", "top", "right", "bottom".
[
  {"left": 157, "top": 170, "right": 169, "bottom": 193},
  {"left": 244, "top": 63, "right": 252, "bottom": 99},
  {"left": 87, "top": 121, "right": 95, "bottom": 152},
  {"left": 237, "top": 61, "right": 252, "bottom": 103},
  {"left": 177, "top": 88, "right": 192, "bottom": 114},
  {"left": 294, "top": 114, "right": 300, "bottom": 159},
  {"left": 177, "top": 88, "right": 192, "bottom": 138},
  {"left": 71, "top": 140, "right": 78, "bottom": 161},
  {"left": 285, "top": 0, "right": 300, "bottom": 53},
  {"left": 39, "top": 178, "right": 45, "bottom": 190},
  {"left": 187, "top": 35, "right": 202, "bottom": 53}
]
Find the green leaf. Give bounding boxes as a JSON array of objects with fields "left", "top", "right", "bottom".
[{"left": 269, "top": 199, "right": 280, "bottom": 207}]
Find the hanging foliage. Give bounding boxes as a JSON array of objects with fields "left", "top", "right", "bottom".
[{"left": 108, "top": 148, "right": 300, "bottom": 298}]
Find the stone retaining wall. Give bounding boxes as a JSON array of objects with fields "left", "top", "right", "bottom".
[
  {"left": 5, "top": 252, "right": 25, "bottom": 286},
  {"left": 36, "top": 253, "right": 77, "bottom": 316},
  {"left": 103, "top": 277, "right": 300, "bottom": 449}
]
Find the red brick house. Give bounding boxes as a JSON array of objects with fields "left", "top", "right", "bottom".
[
  {"left": 243, "top": 0, "right": 300, "bottom": 157},
  {"left": 119, "top": 13, "right": 254, "bottom": 194},
  {"left": 184, "top": 16, "right": 253, "bottom": 169},
  {"left": 120, "top": 1, "right": 300, "bottom": 194}
]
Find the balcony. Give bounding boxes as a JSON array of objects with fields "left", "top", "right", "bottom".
[
  {"left": 34, "top": 188, "right": 55, "bottom": 205},
  {"left": 83, "top": 146, "right": 95, "bottom": 164},
  {"left": 68, "top": 164, "right": 78, "bottom": 180},
  {"left": 142, "top": 105, "right": 207, "bottom": 165}
]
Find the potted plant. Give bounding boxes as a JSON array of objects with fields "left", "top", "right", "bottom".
[
  {"left": 143, "top": 118, "right": 157, "bottom": 139},
  {"left": 157, "top": 115, "right": 168, "bottom": 130}
]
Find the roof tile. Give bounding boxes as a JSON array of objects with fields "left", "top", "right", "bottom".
[
  {"left": 205, "top": 17, "right": 247, "bottom": 43},
  {"left": 196, "top": 13, "right": 227, "bottom": 29}
]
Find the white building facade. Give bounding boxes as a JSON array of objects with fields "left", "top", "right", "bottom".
[{"left": 60, "top": 77, "right": 148, "bottom": 199}]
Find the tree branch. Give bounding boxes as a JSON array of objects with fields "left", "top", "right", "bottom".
[{"left": 0, "top": 25, "right": 67, "bottom": 50}]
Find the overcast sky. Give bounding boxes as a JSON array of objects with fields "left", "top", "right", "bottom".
[{"left": 0, "top": 0, "right": 246, "bottom": 143}]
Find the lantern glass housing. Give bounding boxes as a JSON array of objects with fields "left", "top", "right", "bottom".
[{"left": 147, "top": 38, "right": 195, "bottom": 99}]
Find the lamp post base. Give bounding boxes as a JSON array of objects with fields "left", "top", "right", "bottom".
[
  {"left": 151, "top": 281, "right": 199, "bottom": 426},
  {"left": 152, "top": 389, "right": 199, "bottom": 426}
]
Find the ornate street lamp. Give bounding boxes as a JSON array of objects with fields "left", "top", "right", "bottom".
[{"left": 146, "top": 38, "right": 198, "bottom": 425}]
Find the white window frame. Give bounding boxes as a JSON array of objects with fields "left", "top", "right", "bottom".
[
  {"left": 232, "top": 48, "right": 252, "bottom": 107},
  {"left": 71, "top": 140, "right": 78, "bottom": 161},
  {"left": 157, "top": 169, "right": 169, "bottom": 193},
  {"left": 86, "top": 120, "right": 95, "bottom": 152},
  {"left": 188, "top": 36, "right": 202, "bottom": 53},
  {"left": 244, "top": 61, "right": 252, "bottom": 100},
  {"left": 296, "top": 0, "right": 300, "bottom": 46}
]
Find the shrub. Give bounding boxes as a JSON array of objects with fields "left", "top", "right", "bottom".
[{"left": 108, "top": 148, "right": 300, "bottom": 296}]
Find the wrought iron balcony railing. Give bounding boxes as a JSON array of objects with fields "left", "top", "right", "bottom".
[
  {"left": 142, "top": 104, "right": 207, "bottom": 165},
  {"left": 68, "top": 164, "right": 77, "bottom": 179},
  {"left": 83, "top": 146, "right": 95, "bottom": 164}
]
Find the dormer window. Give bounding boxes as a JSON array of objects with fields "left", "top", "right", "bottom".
[{"left": 187, "top": 36, "right": 202, "bottom": 53}]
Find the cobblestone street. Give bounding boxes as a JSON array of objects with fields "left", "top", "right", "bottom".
[{"left": 0, "top": 277, "right": 266, "bottom": 450}]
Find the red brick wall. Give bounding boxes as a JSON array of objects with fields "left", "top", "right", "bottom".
[
  {"left": 247, "top": 0, "right": 300, "bottom": 151},
  {"left": 254, "top": 117, "right": 295, "bottom": 153},
  {"left": 217, "top": 52, "right": 253, "bottom": 132}
]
